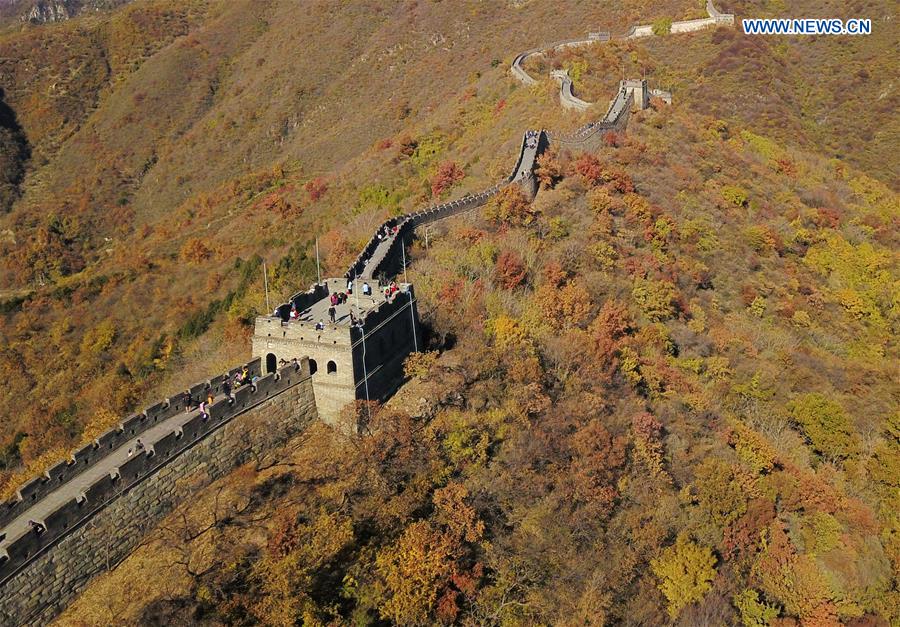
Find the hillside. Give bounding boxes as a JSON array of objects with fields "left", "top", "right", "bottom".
[
  {"left": 57, "top": 100, "right": 900, "bottom": 625},
  {"left": 0, "top": 0, "right": 897, "bottom": 624}
]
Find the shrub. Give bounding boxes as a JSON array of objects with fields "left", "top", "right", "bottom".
[
  {"left": 357, "top": 184, "right": 403, "bottom": 215},
  {"left": 787, "top": 393, "right": 860, "bottom": 460},
  {"left": 494, "top": 249, "right": 527, "bottom": 289},
  {"left": 403, "top": 351, "right": 439, "bottom": 380},
  {"left": 722, "top": 185, "right": 748, "bottom": 207},
  {"left": 652, "top": 17, "right": 673, "bottom": 36},
  {"left": 304, "top": 177, "right": 328, "bottom": 201},
  {"left": 430, "top": 161, "right": 465, "bottom": 198}
]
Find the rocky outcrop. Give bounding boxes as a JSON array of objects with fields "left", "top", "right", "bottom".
[{"left": 20, "top": 0, "right": 132, "bottom": 24}]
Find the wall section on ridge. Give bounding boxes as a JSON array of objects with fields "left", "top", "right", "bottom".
[{"left": 0, "top": 369, "right": 318, "bottom": 627}]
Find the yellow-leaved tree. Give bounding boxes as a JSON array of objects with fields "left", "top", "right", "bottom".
[{"left": 650, "top": 533, "right": 717, "bottom": 618}]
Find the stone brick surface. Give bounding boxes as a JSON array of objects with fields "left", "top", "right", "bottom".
[{"left": 0, "top": 380, "right": 317, "bottom": 627}]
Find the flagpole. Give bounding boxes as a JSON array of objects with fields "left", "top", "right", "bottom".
[
  {"left": 263, "top": 261, "right": 270, "bottom": 312},
  {"left": 402, "top": 237, "right": 408, "bottom": 284},
  {"left": 402, "top": 239, "right": 418, "bottom": 352},
  {"left": 315, "top": 237, "right": 321, "bottom": 285}
]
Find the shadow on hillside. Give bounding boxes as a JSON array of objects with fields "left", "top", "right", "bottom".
[{"left": 0, "top": 87, "right": 31, "bottom": 213}]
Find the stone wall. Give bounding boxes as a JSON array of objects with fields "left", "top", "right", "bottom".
[
  {"left": 511, "top": 1, "right": 734, "bottom": 109},
  {"left": 351, "top": 286, "right": 422, "bottom": 412},
  {"left": 252, "top": 317, "right": 356, "bottom": 427},
  {"left": 0, "top": 361, "right": 318, "bottom": 626}
]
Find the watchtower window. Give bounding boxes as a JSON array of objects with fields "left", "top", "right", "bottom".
[
  {"left": 327, "top": 360, "right": 337, "bottom": 375},
  {"left": 309, "top": 359, "right": 318, "bottom": 375},
  {"left": 265, "top": 353, "right": 277, "bottom": 374}
]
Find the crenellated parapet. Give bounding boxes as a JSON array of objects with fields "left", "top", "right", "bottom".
[{"left": 0, "top": 357, "right": 313, "bottom": 588}]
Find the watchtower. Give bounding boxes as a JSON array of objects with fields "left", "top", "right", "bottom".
[
  {"left": 251, "top": 278, "right": 422, "bottom": 430},
  {"left": 620, "top": 78, "right": 650, "bottom": 110}
]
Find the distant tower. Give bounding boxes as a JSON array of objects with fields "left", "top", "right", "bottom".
[
  {"left": 251, "top": 278, "right": 422, "bottom": 430},
  {"left": 620, "top": 78, "right": 650, "bottom": 110}
]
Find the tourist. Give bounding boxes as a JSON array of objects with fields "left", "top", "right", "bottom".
[
  {"left": 28, "top": 520, "right": 44, "bottom": 534},
  {"left": 347, "top": 279, "right": 353, "bottom": 293},
  {"left": 315, "top": 319, "right": 325, "bottom": 331},
  {"left": 233, "top": 366, "right": 249, "bottom": 388},
  {"left": 289, "top": 305, "right": 299, "bottom": 320},
  {"left": 128, "top": 439, "right": 145, "bottom": 457},
  {"left": 199, "top": 398, "right": 209, "bottom": 420},
  {"left": 222, "top": 375, "right": 232, "bottom": 399},
  {"left": 362, "top": 282, "right": 371, "bottom": 296},
  {"left": 328, "top": 305, "right": 336, "bottom": 323}
]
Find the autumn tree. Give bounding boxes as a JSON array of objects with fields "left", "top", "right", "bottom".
[
  {"left": 180, "top": 237, "right": 211, "bottom": 263},
  {"left": 484, "top": 186, "right": 536, "bottom": 227},
  {"left": 252, "top": 510, "right": 354, "bottom": 625},
  {"left": 787, "top": 394, "right": 860, "bottom": 460},
  {"left": 431, "top": 160, "right": 465, "bottom": 198},
  {"left": 632, "top": 277, "right": 678, "bottom": 321},
  {"left": 534, "top": 147, "right": 563, "bottom": 188},
  {"left": 494, "top": 249, "right": 527, "bottom": 289},
  {"left": 631, "top": 412, "right": 667, "bottom": 480},
  {"left": 374, "top": 521, "right": 454, "bottom": 625},
  {"left": 651, "top": 533, "right": 717, "bottom": 618},
  {"left": 535, "top": 281, "right": 592, "bottom": 330}
]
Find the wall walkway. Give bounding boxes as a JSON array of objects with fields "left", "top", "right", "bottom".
[{"left": 511, "top": 0, "right": 733, "bottom": 109}]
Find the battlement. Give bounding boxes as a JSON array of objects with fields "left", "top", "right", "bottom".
[{"left": 0, "top": 358, "right": 313, "bottom": 588}]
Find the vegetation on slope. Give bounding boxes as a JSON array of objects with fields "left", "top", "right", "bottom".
[
  {"left": 525, "top": 0, "right": 899, "bottom": 186},
  {"left": 0, "top": 0, "right": 896, "bottom": 623},
  {"left": 57, "top": 100, "right": 899, "bottom": 624},
  {"left": 0, "top": 0, "right": 702, "bottom": 496}
]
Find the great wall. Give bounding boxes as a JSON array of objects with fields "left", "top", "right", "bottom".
[
  {"left": 512, "top": 0, "right": 733, "bottom": 110},
  {"left": 0, "top": 3, "right": 734, "bottom": 623}
]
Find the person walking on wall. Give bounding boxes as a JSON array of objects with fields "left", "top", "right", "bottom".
[{"left": 328, "top": 305, "right": 336, "bottom": 323}]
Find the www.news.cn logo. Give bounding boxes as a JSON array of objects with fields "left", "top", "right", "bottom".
[{"left": 742, "top": 18, "right": 872, "bottom": 35}]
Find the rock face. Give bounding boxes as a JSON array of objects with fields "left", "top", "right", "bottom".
[
  {"left": 23, "top": 0, "right": 73, "bottom": 23},
  {"left": 20, "top": 0, "right": 131, "bottom": 24}
]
